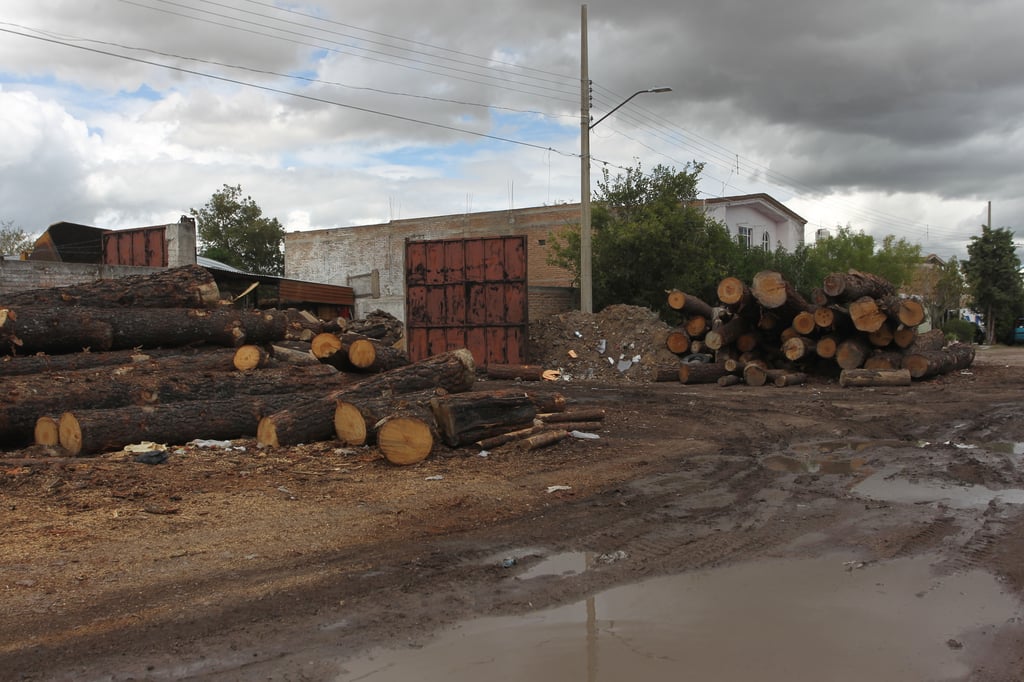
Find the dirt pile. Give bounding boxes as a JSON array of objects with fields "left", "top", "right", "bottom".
[{"left": 527, "top": 304, "right": 681, "bottom": 382}]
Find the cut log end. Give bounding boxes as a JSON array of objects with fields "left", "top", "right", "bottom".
[
  {"left": 334, "top": 401, "right": 369, "bottom": 445},
  {"left": 716, "top": 277, "right": 746, "bottom": 306},
  {"left": 256, "top": 417, "right": 280, "bottom": 448},
  {"left": 233, "top": 344, "right": 270, "bottom": 371},
  {"left": 311, "top": 332, "right": 343, "bottom": 359},
  {"left": 34, "top": 416, "right": 60, "bottom": 446},
  {"left": 57, "top": 412, "right": 84, "bottom": 456},
  {"left": 377, "top": 417, "right": 434, "bottom": 465}
]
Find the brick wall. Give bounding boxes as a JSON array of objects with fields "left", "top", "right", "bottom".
[{"left": 285, "top": 204, "right": 580, "bottom": 321}]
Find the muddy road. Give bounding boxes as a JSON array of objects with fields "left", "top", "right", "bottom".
[{"left": 3, "top": 346, "right": 1024, "bottom": 680}]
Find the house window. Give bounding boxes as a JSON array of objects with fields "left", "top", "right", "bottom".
[
  {"left": 762, "top": 231, "right": 771, "bottom": 252},
  {"left": 537, "top": 239, "right": 546, "bottom": 246},
  {"left": 737, "top": 225, "right": 752, "bottom": 248}
]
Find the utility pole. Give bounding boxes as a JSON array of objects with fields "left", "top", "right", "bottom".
[{"left": 580, "top": 4, "right": 592, "bottom": 313}]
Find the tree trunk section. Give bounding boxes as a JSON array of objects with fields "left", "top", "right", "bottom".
[
  {"left": 233, "top": 345, "right": 271, "bottom": 371},
  {"left": 836, "top": 337, "right": 871, "bottom": 369},
  {"left": 908, "top": 329, "right": 946, "bottom": 353},
  {"left": 782, "top": 336, "right": 817, "bottom": 361},
  {"left": 257, "top": 348, "right": 476, "bottom": 447},
  {"left": 902, "top": 344, "right": 976, "bottom": 380},
  {"left": 346, "top": 338, "right": 409, "bottom": 373},
  {"left": 704, "top": 317, "right": 748, "bottom": 351},
  {"left": 773, "top": 372, "right": 807, "bottom": 387},
  {"left": 684, "top": 315, "right": 708, "bottom": 338},
  {"left": 815, "top": 336, "right": 839, "bottom": 360},
  {"left": 751, "top": 271, "right": 810, "bottom": 318},
  {"left": 666, "top": 329, "right": 690, "bottom": 354},
  {"left": 430, "top": 389, "right": 554, "bottom": 447},
  {"left": 848, "top": 297, "right": 890, "bottom": 333},
  {"left": 822, "top": 270, "right": 896, "bottom": 301},
  {"left": 666, "top": 290, "right": 714, "bottom": 318},
  {"left": 717, "top": 277, "right": 752, "bottom": 309},
  {"left": 34, "top": 416, "right": 59, "bottom": 446},
  {"left": 892, "top": 326, "right": 917, "bottom": 349},
  {"left": 743, "top": 365, "right": 787, "bottom": 387},
  {"left": 868, "top": 322, "right": 895, "bottom": 347},
  {"left": 0, "top": 264, "right": 220, "bottom": 308},
  {"left": 679, "top": 363, "right": 728, "bottom": 384},
  {"left": 58, "top": 394, "right": 299, "bottom": 456},
  {"left": 839, "top": 368, "right": 912, "bottom": 387},
  {"left": 375, "top": 406, "right": 438, "bottom": 465},
  {"left": 864, "top": 350, "right": 904, "bottom": 370},
  {"left": 485, "top": 364, "right": 547, "bottom": 381},
  {"left": 334, "top": 388, "right": 448, "bottom": 446},
  {"left": 898, "top": 298, "right": 926, "bottom": 327},
  {"left": 792, "top": 311, "right": 816, "bottom": 335}
]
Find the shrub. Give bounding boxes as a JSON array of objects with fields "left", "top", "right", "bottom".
[{"left": 942, "top": 318, "right": 979, "bottom": 342}]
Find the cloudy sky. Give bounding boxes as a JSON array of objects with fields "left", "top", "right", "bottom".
[{"left": 2, "top": 0, "right": 1022, "bottom": 262}]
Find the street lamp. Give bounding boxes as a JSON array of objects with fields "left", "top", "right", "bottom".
[{"left": 579, "top": 86, "right": 672, "bottom": 313}]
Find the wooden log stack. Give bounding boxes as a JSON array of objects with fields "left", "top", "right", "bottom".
[{"left": 663, "top": 269, "right": 973, "bottom": 388}]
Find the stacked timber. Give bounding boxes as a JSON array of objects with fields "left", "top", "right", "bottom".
[{"left": 666, "top": 269, "right": 973, "bottom": 388}]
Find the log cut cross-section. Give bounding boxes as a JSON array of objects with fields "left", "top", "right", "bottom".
[
  {"left": 257, "top": 348, "right": 476, "bottom": 448},
  {"left": 429, "top": 389, "right": 552, "bottom": 447}
]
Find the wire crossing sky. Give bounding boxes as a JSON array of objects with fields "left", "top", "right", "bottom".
[{"left": 1, "top": 0, "right": 1022, "bottom": 261}]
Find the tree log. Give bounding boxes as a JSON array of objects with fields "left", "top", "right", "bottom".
[
  {"left": 892, "top": 326, "right": 917, "bottom": 349},
  {"left": 346, "top": 338, "right": 409, "bottom": 373},
  {"left": 57, "top": 394, "right": 300, "bottom": 456},
  {"left": 684, "top": 315, "right": 708, "bottom": 338},
  {"left": 782, "top": 336, "right": 817, "bottom": 361},
  {"left": 848, "top": 297, "right": 890, "bottom": 333},
  {"left": 516, "top": 429, "right": 569, "bottom": 451},
  {"left": 704, "top": 317, "right": 749, "bottom": 351},
  {"left": 539, "top": 408, "right": 603, "bottom": 423},
  {"left": 836, "top": 337, "right": 871, "bottom": 369},
  {"left": 792, "top": 311, "right": 817, "bottom": 335},
  {"left": 0, "top": 264, "right": 220, "bottom": 308},
  {"left": 773, "top": 372, "right": 807, "bottom": 387},
  {"left": 908, "top": 328, "right": 946, "bottom": 353},
  {"left": 666, "top": 290, "right": 714, "bottom": 318},
  {"left": 430, "top": 389, "right": 556, "bottom": 447},
  {"left": 902, "top": 344, "right": 976, "bottom": 380},
  {"left": 233, "top": 344, "right": 271, "bottom": 371},
  {"left": 839, "top": 368, "right": 912, "bottom": 387},
  {"left": 375, "top": 407, "right": 438, "bottom": 465},
  {"left": 864, "top": 350, "right": 904, "bottom": 371},
  {"left": 751, "top": 271, "right": 810, "bottom": 318},
  {"left": 270, "top": 344, "right": 321, "bottom": 366},
  {"left": 716, "top": 277, "right": 753, "bottom": 309},
  {"left": 666, "top": 328, "right": 691, "bottom": 354},
  {"left": 678, "top": 363, "right": 728, "bottom": 384},
  {"left": 257, "top": 348, "right": 476, "bottom": 447},
  {"left": 654, "top": 365, "right": 683, "bottom": 382},
  {"left": 815, "top": 336, "right": 839, "bottom": 360},
  {"left": 485, "top": 364, "right": 547, "bottom": 381},
  {"left": 1, "top": 362, "right": 346, "bottom": 447},
  {"left": 717, "top": 374, "right": 742, "bottom": 387},
  {"left": 868, "top": 322, "right": 895, "bottom": 347},
  {"left": 334, "top": 389, "right": 446, "bottom": 446},
  {"left": 898, "top": 298, "right": 926, "bottom": 327},
  {"left": 822, "top": 270, "right": 896, "bottom": 301},
  {"left": 743, "top": 365, "right": 788, "bottom": 387},
  {"left": 34, "top": 416, "right": 59, "bottom": 446},
  {"left": 0, "top": 346, "right": 225, "bottom": 377}
]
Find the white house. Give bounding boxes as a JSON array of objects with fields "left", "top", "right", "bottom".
[{"left": 699, "top": 193, "right": 806, "bottom": 252}]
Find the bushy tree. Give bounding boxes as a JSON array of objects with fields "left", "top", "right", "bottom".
[
  {"left": 963, "top": 225, "right": 1024, "bottom": 343},
  {"left": 930, "top": 256, "right": 966, "bottom": 327},
  {"left": 547, "top": 163, "right": 737, "bottom": 312},
  {"left": 191, "top": 184, "right": 285, "bottom": 275},
  {"left": 0, "top": 220, "right": 36, "bottom": 256}
]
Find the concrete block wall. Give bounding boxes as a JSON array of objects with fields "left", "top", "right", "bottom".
[
  {"left": 285, "top": 204, "right": 580, "bottom": 321},
  {"left": 0, "top": 260, "right": 164, "bottom": 297}
]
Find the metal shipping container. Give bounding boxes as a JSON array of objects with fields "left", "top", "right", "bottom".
[{"left": 405, "top": 235, "right": 527, "bottom": 366}]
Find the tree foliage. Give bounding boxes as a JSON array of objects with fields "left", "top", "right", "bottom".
[
  {"left": 931, "top": 256, "right": 966, "bottom": 327},
  {"left": 191, "top": 184, "right": 285, "bottom": 275},
  {"left": 0, "top": 220, "right": 36, "bottom": 256},
  {"left": 547, "top": 163, "right": 925, "bottom": 315},
  {"left": 963, "top": 225, "right": 1024, "bottom": 343}
]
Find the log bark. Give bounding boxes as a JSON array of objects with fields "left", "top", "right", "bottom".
[
  {"left": 839, "top": 368, "right": 912, "bottom": 387},
  {"left": 908, "top": 328, "right": 946, "bottom": 353},
  {"left": 666, "top": 290, "right": 714, "bottom": 318},
  {"left": 743, "top": 365, "right": 787, "bottom": 387},
  {"left": 1, "top": 362, "right": 346, "bottom": 447},
  {"left": 678, "top": 363, "right": 728, "bottom": 384},
  {"left": 902, "top": 344, "right": 976, "bottom": 380},
  {"left": 0, "top": 305, "right": 296, "bottom": 354},
  {"left": 430, "top": 389, "right": 554, "bottom": 447},
  {"left": 257, "top": 348, "right": 476, "bottom": 447},
  {"left": 485, "top": 364, "right": 547, "bottom": 381},
  {"left": 539, "top": 408, "right": 603, "bottom": 423},
  {"left": 58, "top": 394, "right": 300, "bottom": 456},
  {"left": 822, "top": 270, "right": 896, "bottom": 302},
  {"left": 270, "top": 344, "right": 321, "bottom": 366},
  {"left": 0, "top": 264, "right": 220, "bottom": 308},
  {"left": 0, "top": 346, "right": 223, "bottom": 376},
  {"left": 773, "top": 372, "right": 808, "bottom": 387},
  {"left": 717, "top": 374, "right": 742, "bottom": 387},
  {"left": 704, "top": 317, "right": 749, "bottom": 351},
  {"left": 654, "top": 365, "right": 683, "bottom": 382},
  {"left": 516, "top": 429, "right": 569, "bottom": 451}
]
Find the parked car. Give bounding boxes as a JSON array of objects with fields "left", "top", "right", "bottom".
[{"left": 1013, "top": 317, "right": 1024, "bottom": 345}]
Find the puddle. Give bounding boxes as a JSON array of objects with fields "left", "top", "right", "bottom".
[
  {"left": 762, "top": 455, "right": 866, "bottom": 474},
  {"left": 985, "top": 441, "right": 1024, "bottom": 457},
  {"left": 335, "top": 554, "right": 1017, "bottom": 681},
  {"left": 789, "top": 439, "right": 908, "bottom": 455},
  {"left": 854, "top": 467, "right": 1024, "bottom": 508},
  {"left": 517, "top": 551, "right": 590, "bottom": 580}
]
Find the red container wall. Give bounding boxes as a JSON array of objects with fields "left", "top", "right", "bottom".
[
  {"left": 102, "top": 227, "right": 167, "bottom": 267},
  {"left": 405, "top": 235, "right": 527, "bottom": 366}
]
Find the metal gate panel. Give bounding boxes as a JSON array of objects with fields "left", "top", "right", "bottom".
[{"left": 405, "top": 235, "right": 528, "bottom": 366}]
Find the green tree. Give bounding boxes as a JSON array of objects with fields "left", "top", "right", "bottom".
[
  {"left": 0, "top": 220, "right": 36, "bottom": 256},
  {"left": 547, "top": 163, "right": 737, "bottom": 312},
  {"left": 930, "top": 256, "right": 966, "bottom": 328},
  {"left": 191, "top": 184, "right": 285, "bottom": 275},
  {"left": 963, "top": 225, "right": 1024, "bottom": 343}
]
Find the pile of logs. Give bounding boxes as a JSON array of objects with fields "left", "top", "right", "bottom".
[
  {"left": 1, "top": 266, "right": 597, "bottom": 462},
  {"left": 662, "top": 269, "right": 975, "bottom": 387}
]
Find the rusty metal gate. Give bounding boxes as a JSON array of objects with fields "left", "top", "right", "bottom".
[{"left": 405, "top": 235, "right": 527, "bottom": 366}]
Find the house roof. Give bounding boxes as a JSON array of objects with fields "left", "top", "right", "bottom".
[{"left": 700, "top": 193, "right": 808, "bottom": 226}]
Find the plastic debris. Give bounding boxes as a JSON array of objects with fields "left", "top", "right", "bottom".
[
  {"left": 570, "top": 431, "right": 600, "bottom": 440},
  {"left": 546, "top": 485, "right": 572, "bottom": 494},
  {"left": 477, "top": 450, "right": 490, "bottom": 458},
  {"left": 425, "top": 475, "right": 444, "bottom": 481},
  {"left": 501, "top": 557, "right": 517, "bottom": 568},
  {"left": 133, "top": 450, "right": 168, "bottom": 465},
  {"left": 573, "top": 330, "right": 583, "bottom": 338},
  {"left": 189, "top": 439, "right": 234, "bottom": 449},
  {"left": 568, "top": 349, "right": 578, "bottom": 358},
  {"left": 596, "top": 339, "right": 607, "bottom": 353},
  {"left": 596, "top": 550, "right": 629, "bottom": 564},
  {"left": 616, "top": 358, "right": 632, "bottom": 372}
]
